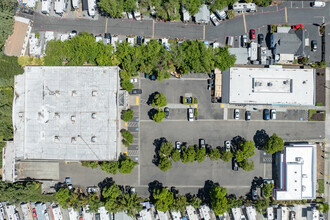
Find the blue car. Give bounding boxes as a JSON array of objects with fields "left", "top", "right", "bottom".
[{"left": 264, "top": 109, "right": 270, "bottom": 120}]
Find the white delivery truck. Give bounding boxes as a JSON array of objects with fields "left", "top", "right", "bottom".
[{"left": 88, "top": 0, "right": 96, "bottom": 17}]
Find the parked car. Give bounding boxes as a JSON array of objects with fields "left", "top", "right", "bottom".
[
  {"left": 241, "top": 34, "right": 247, "bottom": 47},
  {"left": 199, "top": 139, "right": 206, "bottom": 148},
  {"left": 264, "top": 109, "right": 270, "bottom": 120},
  {"left": 252, "top": 188, "right": 258, "bottom": 200},
  {"left": 292, "top": 24, "right": 304, "bottom": 29},
  {"left": 175, "top": 141, "right": 182, "bottom": 152},
  {"left": 188, "top": 108, "right": 194, "bottom": 121},
  {"left": 225, "top": 140, "right": 231, "bottom": 152},
  {"left": 32, "top": 208, "right": 37, "bottom": 218},
  {"left": 129, "top": 89, "right": 142, "bottom": 95},
  {"left": 312, "top": 1, "right": 325, "bottom": 7},
  {"left": 164, "top": 107, "right": 170, "bottom": 119},
  {"left": 311, "top": 40, "right": 317, "bottom": 52},
  {"left": 104, "top": 33, "right": 111, "bottom": 44},
  {"left": 250, "top": 29, "right": 256, "bottom": 40},
  {"left": 245, "top": 111, "right": 251, "bottom": 121},
  {"left": 150, "top": 74, "right": 156, "bottom": 80},
  {"left": 130, "top": 78, "right": 138, "bottom": 83},
  {"left": 270, "top": 109, "right": 276, "bottom": 120},
  {"left": 22, "top": 7, "right": 34, "bottom": 15},
  {"left": 234, "top": 109, "right": 239, "bottom": 120},
  {"left": 258, "top": 33, "right": 264, "bottom": 44},
  {"left": 210, "top": 13, "right": 221, "bottom": 26},
  {"left": 137, "top": 36, "right": 143, "bottom": 46},
  {"left": 232, "top": 158, "right": 239, "bottom": 171}
]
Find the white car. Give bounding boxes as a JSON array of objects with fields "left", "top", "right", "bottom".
[
  {"left": 175, "top": 141, "right": 182, "bottom": 152},
  {"left": 188, "top": 108, "right": 194, "bottom": 121},
  {"left": 225, "top": 140, "right": 231, "bottom": 152},
  {"left": 270, "top": 109, "right": 276, "bottom": 120},
  {"left": 234, "top": 109, "right": 239, "bottom": 120},
  {"left": 210, "top": 13, "right": 220, "bottom": 26}
]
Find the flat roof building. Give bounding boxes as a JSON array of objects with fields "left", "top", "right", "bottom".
[
  {"left": 222, "top": 66, "right": 315, "bottom": 106},
  {"left": 275, "top": 144, "right": 317, "bottom": 200}
]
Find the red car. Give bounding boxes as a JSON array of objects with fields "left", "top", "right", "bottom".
[
  {"left": 292, "top": 24, "right": 304, "bottom": 29},
  {"left": 32, "top": 208, "right": 37, "bottom": 218},
  {"left": 250, "top": 29, "right": 256, "bottom": 40}
]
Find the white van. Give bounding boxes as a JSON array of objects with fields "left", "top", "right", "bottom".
[
  {"left": 41, "top": 0, "right": 51, "bottom": 14},
  {"left": 226, "top": 36, "right": 234, "bottom": 47},
  {"left": 312, "top": 1, "right": 325, "bottom": 7}
]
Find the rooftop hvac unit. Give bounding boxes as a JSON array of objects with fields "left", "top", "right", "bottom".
[
  {"left": 71, "top": 137, "right": 76, "bottom": 143},
  {"left": 295, "top": 157, "right": 304, "bottom": 163},
  {"left": 302, "top": 185, "right": 306, "bottom": 192},
  {"left": 267, "top": 82, "right": 273, "bottom": 86},
  {"left": 283, "top": 80, "right": 289, "bottom": 85},
  {"left": 91, "top": 113, "right": 97, "bottom": 119},
  {"left": 54, "top": 136, "right": 60, "bottom": 142},
  {"left": 255, "top": 82, "right": 262, "bottom": 86},
  {"left": 55, "top": 112, "right": 60, "bottom": 119},
  {"left": 92, "top": 90, "right": 98, "bottom": 96},
  {"left": 91, "top": 136, "right": 96, "bottom": 142},
  {"left": 302, "top": 174, "right": 308, "bottom": 178},
  {"left": 72, "top": 90, "right": 77, "bottom": 96},
  {"left": 71, "top": 115, "right": 76, "bottom": 122}
]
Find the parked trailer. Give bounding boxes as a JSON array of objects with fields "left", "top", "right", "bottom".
[
  {"left": 88, "top": 0, "right": 96, "bottom": 17},
  {"left": 54, "top": 0, "right": 66, "bottom": 15},
  {"left": 41, "top": 0, "right": 51, "bottom": 14}
]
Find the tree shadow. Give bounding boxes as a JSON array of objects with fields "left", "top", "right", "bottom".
[
  {"left": 148, "top": 180, "right": 163, "bottom": 200},
  {"left": 231, "top": 136, "right": 245, "bottom": 151},
  {"left": 152, "top": 137, "right": 167, "bottom": 166},
  {"left": 148, "top": 108, "right": 157, "bottom": 120},
  {"left": 147, "top": 92, "right": 159, "bottom": 106},
  {"left": 197, "top": 180, "right": 215, "bottom": 206},
  {"left": 253, "top": 129, "right": 269, "bottom": 150},
  {"left": 97, "top": 177, "right": 115, "bottom": 191}
]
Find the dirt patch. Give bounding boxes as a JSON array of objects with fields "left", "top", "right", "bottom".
[
  {"left": 315, "top": 68, "right": 326, "bottom": 106},
  {"left": 309, "top": 110, "right": 326, "bottom": 121},
  {"left": 317, "top": 143, "right": 325, "bottom": 180}
]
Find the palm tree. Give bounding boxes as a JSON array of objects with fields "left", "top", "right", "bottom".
[{"left": 119, "top": 193, "right": 144, "bottom": 217}]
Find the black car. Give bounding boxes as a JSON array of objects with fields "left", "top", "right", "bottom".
[
  {"left": 258, "top": 34, "right": 264, "bottom": 44},
  {"left": 263, "top": 109, "right": 270, "bottom": 120},
  {"left": 129, "top": 89, "right": 142, "bottom": 95},
  {"left": 245, "top": 111, "right": 251, "bottom": 121},
  {"left": 104, "top": 33, "right": 111, "bottom": 39},
  {"left": 137, "top": 36, "right": 143, "bottom": 46},
  {"left": 311, "top": 40, "right": 317, "bottom": 52},
  {"left": 164, "top": 107, "right": 170, "bottom": 119},
  {"left": 22, "top": 8, "right": 34, "bottom": 15},
  {"left": 232, "top": 158, "right": 239, "bottom": 171}
]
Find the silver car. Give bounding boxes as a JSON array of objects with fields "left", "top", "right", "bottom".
[
  {"left": 234, "top": 109, "right": 239, "bottom": 120},
  {"left": 225, "top": 140, "right": 231, "bottom": 152}
]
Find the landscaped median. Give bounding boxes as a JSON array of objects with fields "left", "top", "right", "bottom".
[{"left": 308, "top": 109, "right": 326, "bottom": 121}]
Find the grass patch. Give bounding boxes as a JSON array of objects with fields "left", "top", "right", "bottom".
[
  {"left": 316, "top": 102, "right": 324, "bottom": 106},
  {"left": 318, "top": 179, "right": 325, "bottom": 194},
  {"left": 309, "top": 110, "right": 326, "bottom": 121}
]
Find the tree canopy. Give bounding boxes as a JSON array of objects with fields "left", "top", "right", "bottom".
[
  {"left": 119, "top": 156, "right": 138, "bottom": 174},
  {"left": 209, "top": 185, "right": 228, "bottom": 215},
  {"left": 0, "top": 0, "right": 15, "bottom": 51},
  {"left": 152, "top": 93, "right": 167, "bottom": 108},
  {"left": 181, "top": 145, "right": 196, "bottom": 163},
  {"left": 152, "top": 109, "right": 166, "bottom": 123},
  {"left": 159, "top": 141, "right": 174, "bottom": 157},
  {"left": 195, "top": 147, "right": 206, "bottom": 163},
  {"left": 122, "top": 109, "right": 134, "bottom": 122},
  {"left": 235, "top": 140, "right": 255, "bottom": 163},
  {"left": 262, "top": 183, "right": 274, "bottom": 198},
  {"left": 153, "top": 187, "right": 175, "bottom": 212},
  {"left": 158, "top": 157, "right": 173, "bottom": 172},
  {"left": 264, "top": 133, "right": 284, "bottom": 154}
]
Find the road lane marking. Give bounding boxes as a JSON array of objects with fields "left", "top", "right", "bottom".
[
  {"left": 243, "top": 13, "right": 247, "bottom": 34},
  {"left": 152, "top": 20, "right": 155, "bottom": 38},
  {"left": 285, "top": 7, "right": 288, "bottom": 23},
  {"left": 105, "top": 17, "right": 108, "bottom": 33},
  {"left": 203, "top": 25, "right": 205, "bottom": 40},
  {"left": 136, "top": 96, "right": 139, "bottom": 105}
]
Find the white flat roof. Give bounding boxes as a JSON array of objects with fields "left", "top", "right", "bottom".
[
  {"left": 276, "top": 145, "right": 317, "bottom": 200},
  {"left": 13, "top": 66, "right": 119, "bottom": 161},
  {"left": 228, "top": 67, "right": 315, "bottom": 105}
]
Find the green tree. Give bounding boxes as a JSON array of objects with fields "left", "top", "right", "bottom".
[
  {"left": 171, "top": 149, "right": 181, "bottom": 162},
  {"left": 88, "top": 194, "right": 103, "bottom": 213},
  {"left": 187, "top": 196, "right": 202, "bottom": 209},
  {"left": 159, "top": 141, "right": 174, "bottom": 157},
  {"left": 181, "top": 0, "right": 204, "bottom": 16},
  {"left": 299, "top": 57, "right": 310, "bottom": 65},
  {"left": 195, "top": 147, "right": 206, "bottom": 163},
  {"left": 262, "top": 183, "right": 274, "bottom": 198},
  {"left": 98, "top": 0, "right": 124, "bottom": 18},
  {"left": 152, "top": 93, "right": 167, "bottom": 108},
  {"left": 100, "top": 161, "right": 119, "bottom": 174},
  {"left": 227, "top": 195, "right": 243, "bottom": 209},
  {"left": 0, "top": 0, "right": 16, "bottom": 51},
  {"left": 172, "top": 195, "right": 188, "bottom": 213},
  {"left": 239, "top": 159, "right": 254, "bottom": 171},
  {"left": 55, "top": 188, "right": 72, "bottom": 209},
  {"left": 320, "top": 60, "right": 327, "bottom": 68},
  {"left": 181, "top": 145, "right": 196, "bottom": 163},
  {"left": 213, "top": 47, "right": 236, "bottom": 71},
  {"left": 255, "top": 199, "right": 269, "bottom": 214},
  {"left": 119, "top": 156, "right": 138, "bottom": 174},
  {"left": 220, "top": 151, "right": 233, "bottom": 162},
  {"left": 121, "top": 129, "right": 134, "bottom": 146},
  {"left": 119, "top": 193, "right": 144, "bottom": 217},
  {"left": 318, "top": 203, "right": 329, "bottom": 213},
  {"left": 209, "top": 0, "right": 236, "bottom": 12},
  {"left": 210, "top": 185, "right": 228, "bottom": 215},
  {"left": 264, "top": 133, "right": 284, "bottom": 154},
  {"left": 81, "top": 161, "right": 99, "bottom": 169},
  {"left": 103, "top": 184, "right": 122, "bottom": 213},
  {"left": 153, "top": 187, "right": 175, "bottom": 212},
  {"left": 152, "top": 109, "right": 166, "bottom": 123},
  {"left": 121, "top": 80, "right": 134, "bottom": 91},
  {"left": 158, "top": 157, "right": 173, "bottom": 172},
  {"left": 208, "top": 148, "right": 221, "bottom": 161},
  {"left": 122, "top": 109, "right": 134, "bottom": 122},
  {"left": 226, "top": 9, "right": 235, "bottom": 19},
  {"left": 253, "top": 0, "right": 272, "bottom": 7},
  {"left": 235, "top": 140, "right": 255, "bottom": 163}
]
